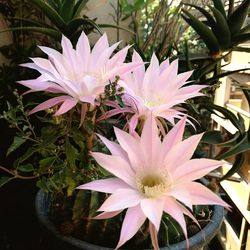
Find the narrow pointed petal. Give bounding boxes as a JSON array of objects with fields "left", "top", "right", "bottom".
[
  {"left": 175, "top": 85, "right": 206, "bottom": 100},
  {"left": 132, "top": 50, "right": 145, "bottom": 83},
  {"left": 159, "top": 58, "right": 169, "bottom": 73},
  {"left": 107, "top": 45, "right": 131, "bottom": 69},
  {"left": 172, "top": 71, "right": 193, "bottom": 88},
  {"left": 54, "top": 98, "right": 78, "bottom": 116},
  {"left": 19, "top": 62, "right": 43, "bottom": 71},
  {"left": 28, "top": 95, "right": 71, "bottom": 115},
  {"left": 38, "top": 45, "right": 62, "bottom": 60},
  {"left": 116, "top": 205, "right": 146, "bottom": 249},
  {"left": 166, "top": 133, "right": 204, "bottom": 171},
  {"left": 143, "top": 53, "right": 159, "bottom": 96},
  {"left": 168, "top": 188, "right": 193, "bottom": 210},
  {"left": 77, "top": 178, "right": 130, "bottom": 193},
  {"left": 128, "top": 114, "right": 139, "bottom": 134},
  {"left": 18, "top": 79, "right": 62, "bottom": 92},
  {"left": 96, "top": 107, "right": 133, "bottom": 122},
  {"left": 95, "top": 41, "right": 121, "bottom": 70},
  {"left": 172, "top": 159, "right": 223, "bottom": 182},
  {"left": 140, "top": 198, "right": 165, "bottom": 231},
  {"left": 76, "top": 31, "right": 90, "bottom": 53},
  {"left": 103, "top": 62, "right": 143, "bottom": 83},
  {"left": 98, "top": 189, "right": 143, "bottom": 212},
  {"left": 61, "top": 35, "right": 74, "bottom": 57},
  {"left": 182, "top": 182, "right": 230, "bottom": 209},
  {"left": 140, "top": 115, "right": 161, "bottom": 168},
  {"left": 163, "top": 196, "right": 189, "bottom": 247},
  {"left": 91, "top": 152, "right": 136, "bottom": 187},
  {"left": 160, "top": 117, "right": 186, "bottom": 161},
  {"left": 30, "top": 57, "right": 60, "bottom": 78},
  {"left": 91, "top": 33, "right": 109, "bottom": 60},
  {"left": 114, "top": 127, "right": 144, "bottom": 169},
  {"left": 157, "top": 59, "right": 178, "bottom": 85},
  {"left": 149, "top": 222, "right": 160, "bottom": 250},
  {"left": 179, "top": 202, "right": 200, "bottom": 228},
  {"left": 94, "top": 210, "right": 122, "bottom": 220},
  {"left": 96, "top": 134, "right": 128, "bottom": 160},
  {"left": 76, "top": 32, "right": 90, "bottom": 71}
]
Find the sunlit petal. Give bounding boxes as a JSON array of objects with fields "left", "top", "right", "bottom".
[{"left": 116, "top": 205, "right": 146, "bottom": 249}]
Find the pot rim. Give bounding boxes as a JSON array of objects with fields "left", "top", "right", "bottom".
[{"left": 35, "top": 190, "right": 225, "bottom": 250}]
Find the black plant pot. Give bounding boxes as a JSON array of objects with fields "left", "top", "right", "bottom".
[{"left": 35, "top": 190, "right": 224, "bottom": 250}]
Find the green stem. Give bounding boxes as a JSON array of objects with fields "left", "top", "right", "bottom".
[{"left": 0, "top": 165, "right": 39, "bottom": 180}]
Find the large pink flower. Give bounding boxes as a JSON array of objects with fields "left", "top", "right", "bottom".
[
  {"left": 18, "top": 32, "right": 138, "bottom": 116},
  {"left": 78, "top": 116, "right": 229, "bottom": 249},
  {"left": 118, "top": 51, "right": 206, "bottom": 131}
]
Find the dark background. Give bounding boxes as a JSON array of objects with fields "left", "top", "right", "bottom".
[{"left": 0, "top": 179, "right": 53, "bottom": 250}]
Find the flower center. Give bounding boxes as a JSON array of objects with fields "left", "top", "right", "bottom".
[
  {"left": 137, "top": 172, "right": 172, "bottom": 198},
  {"left": 68, "top": 71, "right": 103, "bottom": 83},
  {"left": 144, "top": 97, "right": 164, "bottom": 108}
]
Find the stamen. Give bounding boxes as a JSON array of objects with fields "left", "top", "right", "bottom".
[
  {"left": 136, "top": 171, "right": 172, "bottom": 198},
  {"left": 144, "top": 97, "right": 164, "bottom": 108}
]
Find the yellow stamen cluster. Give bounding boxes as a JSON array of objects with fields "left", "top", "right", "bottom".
[
  {"left": 144, "top": 97, "right": 164, "bottom": 108},
  {"left": 137, "top": 172, "right": 172, "bottom": 198}
]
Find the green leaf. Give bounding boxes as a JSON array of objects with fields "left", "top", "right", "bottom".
[
  {"left": 122, "top": 3, "right": 134, "bottom": 13},
  {"left": 47, "top": 0, "right": 59, "bottom": 10},
  {"left": 232, "top": 46, "right": 250, "bottom": 53},
  {"left": 59, "top": 0, "right": 76, "bottom": 23},
  {"left": 8, "top": 17, "right": 47, "bottom": 27},
  {"left": 209, "top": 6, "right": 231, "bottom": 48},
  {"left": 194, "top": 57, "right": 221, "bottom": 79},
  {"left": 206, "top": 103, "right": 245, "bottom": 135},
  {"left": 212, "top": 0, "right": 227, "bottom": 19},
  {"left": 98, "top": 24, "right": 135, "bottom": 35},
  {"left": 183, "top": 39, "right": 193, "bottom": 72},
  {"left": 66, "top": 176, "right": 76, "bottom": 196},
  {"left": 239, "top": 24, "right": 250, "bottom": 34},
  {"left": 71, "top": 129, "right": 85, "bottom": 150},
  {"left": 217, "top": 132, "right": 240, "bottom": 147},
  {"left": 73, "top": 190, "right": 89, "bottom": 223},
  {"left": 0, "top": 27, "right": 62, "bottom": 41},
  {"left": 221, "top": 153, "right": 245, "bottom": 181},
  {"left": 242, "top": 89, "right": 250, "bottom": 107},
  {"left": 31, "top": 0, "right": 66, "bottom": 31},
  {"left": 237, "top": 113, "right": 246, "bottom": 133},
  {"left": 115, "top": 95, "right": 124, "bottom": 107},
  {"left": 18, "top": 164, "right": 34, "bottom": 173},
  {"left": 65, "top": 139, "right": 78, "bottom": 169},
  {"left": 201, "top": 131, "right": 224, "bottom": 144},
  {"left": 7, "top": 136, "right": 27, "bottom": 156},
  {"left": 0, "top": 176, "right": 15, "bottom": 188},
  {"left": 228, "top": 0, "right": 250, "bottom": 36},
  {"left": 67, "top": 18, "right": 102, "bottom": 36},
  {"left": 217, "top": 133, "right": 250, "bottom": 160},
  {"left": 201, "top": 68, "right": 250, "bottom": 85},
  {"left": 184, "top": 4, "right": 217, "bottom": 29},
  {"left": 73, "top": 0, "right": 88, "bottom": 18},
  {"left": 39, "top": 157, "right": 56, "bottom": 172},
  {"left": 36, "top": 177, "right": 50, "bottom": 192},
  {"left": 134, "top": 0, "right": 145, "bottom": 10},
  {"left": 15, "top": 147, "right": 38, "bottom": 166},
  {"left": 232, "top": 33, "right": 250, "bottom": 46},
  {"left": 181, "top": 10, "right": 220, "bottom": 53}
]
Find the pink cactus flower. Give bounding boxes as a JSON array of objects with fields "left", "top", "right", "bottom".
[
  {"left": 118, "top": 51, "right": 206, "bottom": 132},
  {"left": 18, "top": 32, "right": 138, "bottom": 116},
  {"left": 77, "top": 116, "right": 229, "bottom": 249}
]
